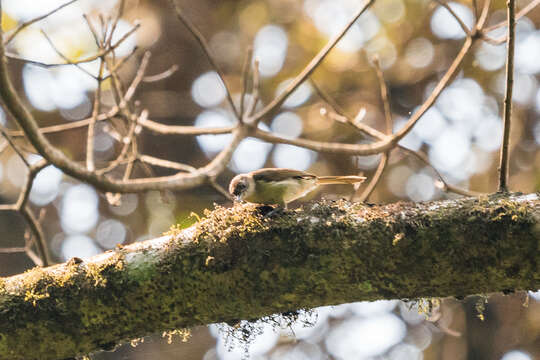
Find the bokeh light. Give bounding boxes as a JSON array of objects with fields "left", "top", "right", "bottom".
[
  {"left": 191, "top": 71, "right": 227, "bottom": 108},
  {"left": 96, "top": 219, "right": 127, "bottom": 249},
  {"left": 61, "top": 234, "right": 101, "bottom": 261},
  {"left": 253, "top": 24, "right": 288, "bottom": 77},
  {"left": 272, "top": 144, "right": 316, "bottom": 171},
  {"left": 501, "top": 350, "right": 532, "bottom": 360},
  {"left": 60, "top": 184, "right": 99, "bottom": 234},
  {"left": 108, "top": 193, "right": 139, "bottom": 216},
  {"left": 325, "top": 313, "right": 406, "bottom": 358},
  {"left": 195, "top": 110, "right": 234, "bottom": 156},
  {"left": 271, "top": 112, "right": 303, "bottom": 139},
  {"left": 405, "top": 37, "right": 434, "bottom": 69},
  {"left": 29, "top": 163, "right": 63, "bottom": 206}
]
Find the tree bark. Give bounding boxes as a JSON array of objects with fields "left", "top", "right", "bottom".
[{"left": 0, "top": 193, "right": 539, "bottom": 360}]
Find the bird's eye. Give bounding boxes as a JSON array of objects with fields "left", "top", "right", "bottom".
[{"left": 233, "top": 182, "right": 247, "bottom": 196}]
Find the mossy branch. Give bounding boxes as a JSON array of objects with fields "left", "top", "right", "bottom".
[{"left": 1, "top": 194, "right": 539, "bottom": 360}]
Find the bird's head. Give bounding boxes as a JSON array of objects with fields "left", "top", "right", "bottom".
[{"left": 229, "top": 174, "right": 255, "bottom": 201}]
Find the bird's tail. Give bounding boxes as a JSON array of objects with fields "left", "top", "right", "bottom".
[{"left": 317, "top": 176, "right": 366, "bottom": 185}]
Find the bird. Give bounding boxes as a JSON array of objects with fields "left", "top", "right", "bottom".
[{"left": 229, "top": 168, "right": 366, "bottom": 208}]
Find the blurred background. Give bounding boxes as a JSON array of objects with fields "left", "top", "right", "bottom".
[{"left": 0, "top": 0, "right": 539, "bottom": 359}]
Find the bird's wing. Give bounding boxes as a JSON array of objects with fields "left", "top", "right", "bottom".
[{"left": 251, "top": 168, "right": 316, "bottom": 182}]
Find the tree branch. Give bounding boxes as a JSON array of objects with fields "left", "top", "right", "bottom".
[
  {"left": 498, "top": 0, "right": 515, "bottom": 192},
  {"left": 1, "top": 193, "right": 538, "bottom": 360}
]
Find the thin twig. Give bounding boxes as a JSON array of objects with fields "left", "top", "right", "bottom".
[
  {"left": 83, "top": 14, "right": 102, "bottom": 47},
  {"left": 139, "top": 118, "right": 235, "bottom": 135},
  {"left": 87, "top": 59, "right": 106, "bottom": 171},
  {"left": 40, "top": 29, "right": 99, "bottom": 79},
  {"left": 357, "top": 56, "right": 392, "bottom": 202},
  {"left": 247, "top": 59, "right": 260, "bottom": 117},
  {"left": 373, "top": 57, "right": 392, "bottom": 134},
  {"left": 323, "top": 110, "right": 387, "bottom": 139},
  {"left": 0, "top": 247, "right": 26, "bottom": 253},
  {"left": 249, "top": 0, "right": 375, "bottom": 123},
  {"left": 15, "top": 159, "right": 49, "bottom": 210},
  {"left": 110, "top": 45, "right": 139, "bottom": 73},
  {"left": 434, "top": 0, "right": 471, "bottom": 36},
  {"left": 3, "top": 0, "right": 79, "bottom": 45},
  {"left": 143, "top": 64, "right": 179, "bottom": 83},
  {"left": 239, "top": 47, "right": 253, "bottom": 120},
  {"left": 472, "top": 0, "right": 478, "bottom": 22},
  {"left": 357, "top": 153, "right": 388, "bottom": 202},
  {"left": 168, "top": 0, "right": 240, "bottom": 120},
  {"left": 138, "top": 155, "right": 196, "bottom": 172},
  {"left": 105, "top": 0, "right": 126, "bottom": 48},
  {"left": 0, "top": 125, "right": 30, "bottom": 167},
  {"left": 477, "top": 0, "right": 492, "bottom": 30},
  {"left": 311, "top": 79, "right": 348, "bottom": 117},
  {"left": 498, "top": 0, "right": 515, "bottom": 192},
  {"left": 209, "top": 177, "right": 233, "bottom": 200},
  {"left": 124, "top": 52, "right": 152, "bottom": 103},
  {"left": 21, "top": 205, "right": 50, "bottom": 266},
  {"left": 398, "top": 148, "right": 481, "bottom": 197},
  {"left": 96, "top": 111, "right": 145, "bottom": 175}
]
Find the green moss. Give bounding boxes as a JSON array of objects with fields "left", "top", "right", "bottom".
[{"left": 1, "top": 196, "right": 538, "bottom": 360}]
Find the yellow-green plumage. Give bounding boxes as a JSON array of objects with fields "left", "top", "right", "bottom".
[
  {"left": 244, "top": 177, "right": 318, "bottom": 207},
  {"left": 229, "top": 168, "right": 366, "bottom": 208}
]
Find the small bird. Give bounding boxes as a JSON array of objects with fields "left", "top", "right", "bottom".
[{"left": 229, "top": 168, "right": 366, "bottom": 208}]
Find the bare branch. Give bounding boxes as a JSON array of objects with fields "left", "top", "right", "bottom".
[
  {"left": 357, "top": 56, "right": 392, "bottom": 202},
  {"left": 373, "top": 57, "right": 392, "bottom": 134},
  {"left": 0, "top": 26, "right": 242, "bottom": 192},
  {"left": 247, "top": 59, "right": 260, "bottom": 117},
  {"left": 86, "top": 59, "right": 106, "bottom": 171},
  {"left": 498, "top": 0, "right": 515, "bottom": 192},
  {"left": 138, "top": 154, "right": 196, "bottom": 172},
  {"left": 0, "top": 247, "right": 26, "bottom": 253},
  {"left": 105, "top": 0, "right": 126, "bottom": 48},
  {"left": 476, "top": 0, "right": 492, "bottom": 31},
  {"left": 21, "top": 205, "right": 50, "bottom": 266},
  {"left": 398, "top": 147, "right": 482, "bottom": 197},
  {"left": 139, "top": 117, "right": 235, "bottom": 135},
  {"left": 0, "top": 124, "right": 30, "bottom": 167},
  {"left": 239, "top": 47, "right": 253, "bottom": 120},
  {"left": 142, "top": 64, "right": 179, "bottom": 83},
  {"left": 357, "top": 153, "right": 388, "bottom": 202},
  {"left": 123, "top": 51, "right": 152, "bottom": 103},
  {"left": 83, "top": 14, "right": 102, "bottom": 47},
  {"left": 209, "top": 177, "right": 234, "bottom": 200},
  {"left": 96, "top": 111, "right": 145, "bottom": 175},
  {"left": 15, "top": 159, "right": 49, "bottom": 210}
]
